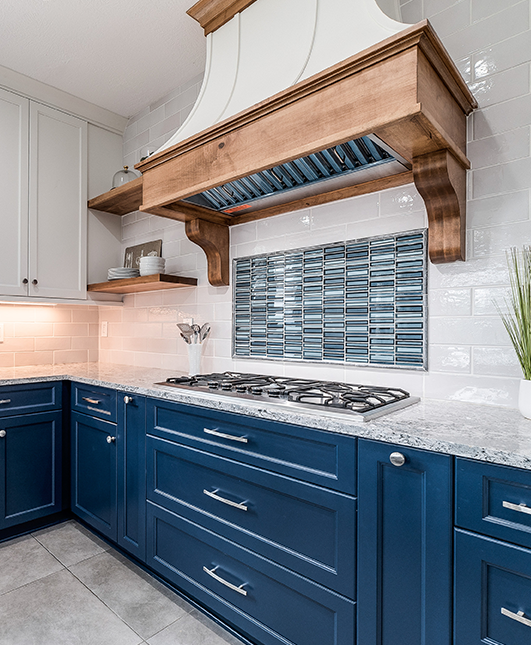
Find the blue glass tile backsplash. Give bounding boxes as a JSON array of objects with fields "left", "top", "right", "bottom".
[{"left": 233, "top": 229, "right": 427, "bottom": 370}]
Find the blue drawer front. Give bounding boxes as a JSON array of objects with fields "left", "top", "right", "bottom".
[
  {"left": 147, "top": 435, "right": 356, "bottom": 598},
  {"left": 0, "top": 382, "right": 62, "bottom": 417},
  {"left": 147, "top": 502, "right": 355, "bottom": 645},
  {"left": 71, "top": 383, "right": 117, "bottom": 422},
  {"left": 147, "top": 398, "right": 356, "bottom": 494},
  {"left": 456, "top": 458, "right": 531, "bottom": 549},
  {"left": 455, "top": 529, "right": 531, "bottom": 644}
]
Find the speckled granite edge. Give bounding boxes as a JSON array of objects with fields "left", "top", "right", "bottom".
[{"left": 2, "top": 363, "right": 531, "bottom": 470}]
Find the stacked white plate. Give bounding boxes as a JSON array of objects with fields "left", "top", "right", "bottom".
[
  {"left": 139, "top": 256, "right": 166, "bottom": 276},
  {"left": 108, "top": 267, "right": 140, "bottom": 280}
]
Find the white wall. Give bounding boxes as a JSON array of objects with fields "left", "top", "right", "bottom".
[{"left": 99, "top": 0, "right": 531, "bottom": 409}]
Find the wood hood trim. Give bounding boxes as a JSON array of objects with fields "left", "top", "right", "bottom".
[
  {"left": 132, "top": 20, "right": 476, "bottom": 286},
  {"left": 187, "top": 0, "right": 259, "bottom": 35}
]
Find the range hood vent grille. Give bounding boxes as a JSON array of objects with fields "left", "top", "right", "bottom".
[{"left": 184, "top": 135, "right": 396, "bottom": 215}]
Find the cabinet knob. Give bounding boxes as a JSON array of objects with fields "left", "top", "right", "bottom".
[
  {"left": 32, "top": 279, "right": 38, "bottom": 286},
  {"left": 124, "top": 396, "right": 133, "bottom": 404},
  {"left": 389, "top": 451, "right": 406, "bottom": 467},
  {"left": 22, "top": 278, "right": 28, "bottom": 285},
  {"left": 0, "top": 430, "right": 6, "bottom": 438},
  {"left": 106, "top": 435, "right": 116, "bottom": 444}
]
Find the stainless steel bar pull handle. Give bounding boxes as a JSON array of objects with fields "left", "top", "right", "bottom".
[
  {"left": 0, "top": 430, "right": 6, "bottom": 438},
  {"left": 502, "top": 500, "right": 531, "bottom": 515},
  {"left": 203, "top": 428, "right": 248, "bottom": 443},
  {"left": 501, "top": 608, "right": 531, "bottom": 627},
  {"left": 203, "top": 566, "right": 248, "bottom": 596},
  {"left": 0, "top": 399, "right": 11, "bottom": 405},
  {"left": 82, "top": 397, "right": 100, "bottom": 405},
  {"left": 203, "top": 489, "right": 248, "bottom": 511}
]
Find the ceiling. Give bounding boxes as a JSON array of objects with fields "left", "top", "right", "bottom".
[{"left": 0, "top": 0, "right": 206, "bottom": 118}]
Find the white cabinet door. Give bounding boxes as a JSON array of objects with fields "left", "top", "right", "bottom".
[
  {"left": 29, "top": 103, "right": 87, "bottom": 299},
  {"left": 0, "top": 88, "right": 29, "bottom": 296}
]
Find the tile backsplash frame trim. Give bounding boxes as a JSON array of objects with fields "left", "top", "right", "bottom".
[{"left": 232, "top": 228, "right": 428, "bottom": 372}]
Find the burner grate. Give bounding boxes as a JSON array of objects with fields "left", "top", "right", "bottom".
[{"left": 161, "top": 372, "right": 415, "bottom": 417}]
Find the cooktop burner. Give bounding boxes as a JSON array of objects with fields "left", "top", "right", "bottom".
[{"left": 155, "top": 372, "right": 420, "bottom": 421}]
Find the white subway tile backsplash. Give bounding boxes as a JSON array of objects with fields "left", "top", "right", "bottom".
[
  {"left": 429, "top": 0, "right": 471, "bottom": 39},
  {"left": 472, "top": 220, "right": 531, "bottom": 257},
  {"left": 473, "top": 286, "right": 510, "bottom": 315},
  {"left": 429, "top": 345, "right": 472, "bottom": 373},
  {"left": 469, "top": 65, "right": 530, "bottom": 108},
  {"left": 473, "top": 157, "right": 531, "bottom": 199},
  {"left": 310, "top": 192, "right": 379, "bottom": 227},
  {"left": 400, "top": 0, "right": 424, "bottom": 24},
  {"left": 473, "top": 94, "right": 531, "bottom": 140},
  {"left": 429, "top": 289, "right": 473, "bottom": 316},
  {"left": 424, "top": 372, "right": 519, "bottom": 407},
  {"left": 430, "top": 316, "right": 509, "bottom": 346},
  {"left": 469, "top": 126, "right": 530, "bottom": 169},
  {"left": 467, "top": 190, "right": 529, "bottom": 229},
  {"left": 379, "top": 185, "right": 424, "bottom": 217},
  {"left": 471, "top": 0, "right": 522, "bottom": 23},
  {"left": 473, "top": 346, "right": 522, "bottom": 377}
]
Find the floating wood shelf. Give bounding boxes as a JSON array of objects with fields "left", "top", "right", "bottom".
[
  {"left": 87, "top": 274, "right": 197, "bottom": 294},
  {"left": 88, "top": 177, "right": 144, "bottom": 216}
]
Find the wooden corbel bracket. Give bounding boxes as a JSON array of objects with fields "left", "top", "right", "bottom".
[
  {"left": 185, "top": 218, "right": 230, "bottom": 286},
  {"left": 413, "top": 149, "right": 467, "bottom": 264}
]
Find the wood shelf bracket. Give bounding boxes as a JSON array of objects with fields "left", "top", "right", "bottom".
[
  {"left": 185, "top": 218, "right": 230, "bottom": 286},
  {"left": 413, "top": 149, "right": 466, "bottom": 264}
]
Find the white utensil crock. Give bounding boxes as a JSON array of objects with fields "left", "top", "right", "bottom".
[
  {"left": 187, "top": 343, "right": 203, "bottom": 376},
  {"left": 519, "top": 379, "right": 531, "bottom": 420}
]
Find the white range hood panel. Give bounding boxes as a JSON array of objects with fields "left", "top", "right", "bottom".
[{"left": 159, "top": 0, "right": 410, "bottom": 152}]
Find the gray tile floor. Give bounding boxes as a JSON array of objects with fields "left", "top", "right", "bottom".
[{"left": 0, "top": 521, "right": 244, "bottom": 645}]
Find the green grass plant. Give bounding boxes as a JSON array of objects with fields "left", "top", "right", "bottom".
[{"left": 497, "top": 247, "right": 531, "bottom": 380}]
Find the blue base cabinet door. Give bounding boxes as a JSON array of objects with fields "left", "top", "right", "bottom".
[
  {"left": 0, "top": 411, "right": 62, "bottom": 528},
  {"left": 71, "top": 411, "right": 117, "bottom": 541},
  {"left": 117, "top": 394, "right": 146, "bottom": 560},
  {"left": 357, "top": 439, "right": 453, "bottom": 645},
  {"left": 455, "top": 529, "right": 531, "bottom": 645}
]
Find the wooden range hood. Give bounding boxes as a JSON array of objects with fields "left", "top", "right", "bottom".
[{"left": 130, "top": 13, "right": 476, "bottom": 287}]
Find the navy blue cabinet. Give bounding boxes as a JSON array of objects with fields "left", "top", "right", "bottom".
[
  {"left": 117, "top": 394, "right": 146, "bottom": 560},
  {"left": 146, "top": 398, "right": 357, "bottom": 645},
  {"left": 455, "top": 459, "right": 531, "bottom": 644},
  {"left": 0, "top": 382, "right": 63, "bottom": 529},
  {"left": 71, "top": 386, "right": 145, "bottom": 558},
  {"left": 71, "top": 410, "right": 117, "bottom": 540},
  {"left": 357, "top": 439, "right": 453, "bottom": 645}
]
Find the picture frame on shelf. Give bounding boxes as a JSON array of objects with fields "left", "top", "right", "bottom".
[{"left": 124, "top": 240, "right": 162, "bottom": 268}]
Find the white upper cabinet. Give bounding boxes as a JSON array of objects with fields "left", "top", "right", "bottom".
[
  {"left": 0, "top": 92, "right": 88, "bottom": 300},
  {"left": 0, "top": 88, "right": 29, "bottom": 297},
  {"left": 29, "top": 103, "right": 87, "bottom": 299}
]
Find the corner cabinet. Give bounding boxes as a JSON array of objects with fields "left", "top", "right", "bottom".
[
  {"left": 0, "top": 88, "right": 87, "bottom": 300},
  {"left": 357, "top": 439, "right": 453, "bottom": 645},
  {"left": 0, "top": 382, "right": 64, "bottom": 530}
]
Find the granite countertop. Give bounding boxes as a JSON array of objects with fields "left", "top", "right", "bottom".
[{"left": 1, "top": 362, "right": 531, "bottom": 471}]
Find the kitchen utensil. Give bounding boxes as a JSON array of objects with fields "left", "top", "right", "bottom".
[
  {"left": 199, "top": 323, "right": 211, "bottom": 342},
  {"left": 180, "top": 333, "right": 191, "bottom": 344}
]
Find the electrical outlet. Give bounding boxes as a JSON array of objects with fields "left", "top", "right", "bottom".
[
  {"left": 0, "top": 323, "right": 3, "bottom": 343},
  {"left": 101, "top": 321, "right": 108, "bottom": 337}
]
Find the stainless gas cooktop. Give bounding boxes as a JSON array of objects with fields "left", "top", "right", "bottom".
[{"left": 155, "top": 372, "right": 420, "bottom": 421}]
